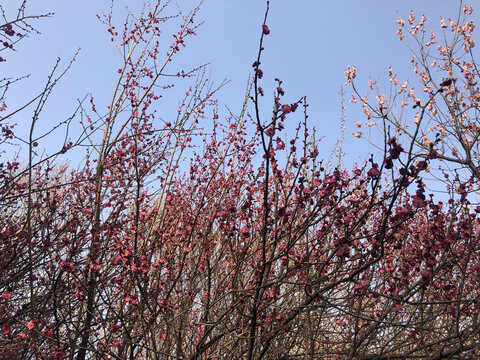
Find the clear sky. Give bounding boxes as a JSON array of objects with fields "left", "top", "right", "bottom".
[{"left": 2, "top": 0, "right": 473, "bottom": 167}]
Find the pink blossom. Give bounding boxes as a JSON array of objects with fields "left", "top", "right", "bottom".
[
  {"left": 421, "top": 269, "right": 431, "bottom": 280},
  {"left": 367, "top": 165, "right": 380, "bottom": 178},
  {"left": 2, "top": 326, "right": 10, "bottom": 335},
  {"left": 1, "top": 291, "right": 11, "bottom": 301},
  {"left": 352, "top": 132, "right": 362, "bottom": 138},
  {"left": 281, "top": 104, "right": 291, "bottom": 114},
  {"left": 344, "top": 65, "right": 357, "bottom": 85}
]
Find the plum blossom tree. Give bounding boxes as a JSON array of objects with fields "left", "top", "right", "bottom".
[
  {"left": 1, "top": 1, "right": 479, "bottom": 360},
  {"left": 345, "top": 2, "right": 480, "bottom": 359}
]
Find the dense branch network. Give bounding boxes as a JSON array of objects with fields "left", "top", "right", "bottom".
[{"left": 0, "top": 1, "right": 479, "bottom": 360}]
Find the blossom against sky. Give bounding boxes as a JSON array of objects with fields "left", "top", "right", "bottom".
[{"left": 2, "top": 1, "right": 471, "bottom": 164}]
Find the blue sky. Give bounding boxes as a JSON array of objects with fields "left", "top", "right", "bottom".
[{"left": 2, "top": 0, "right": 472, "bottom": 167}]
